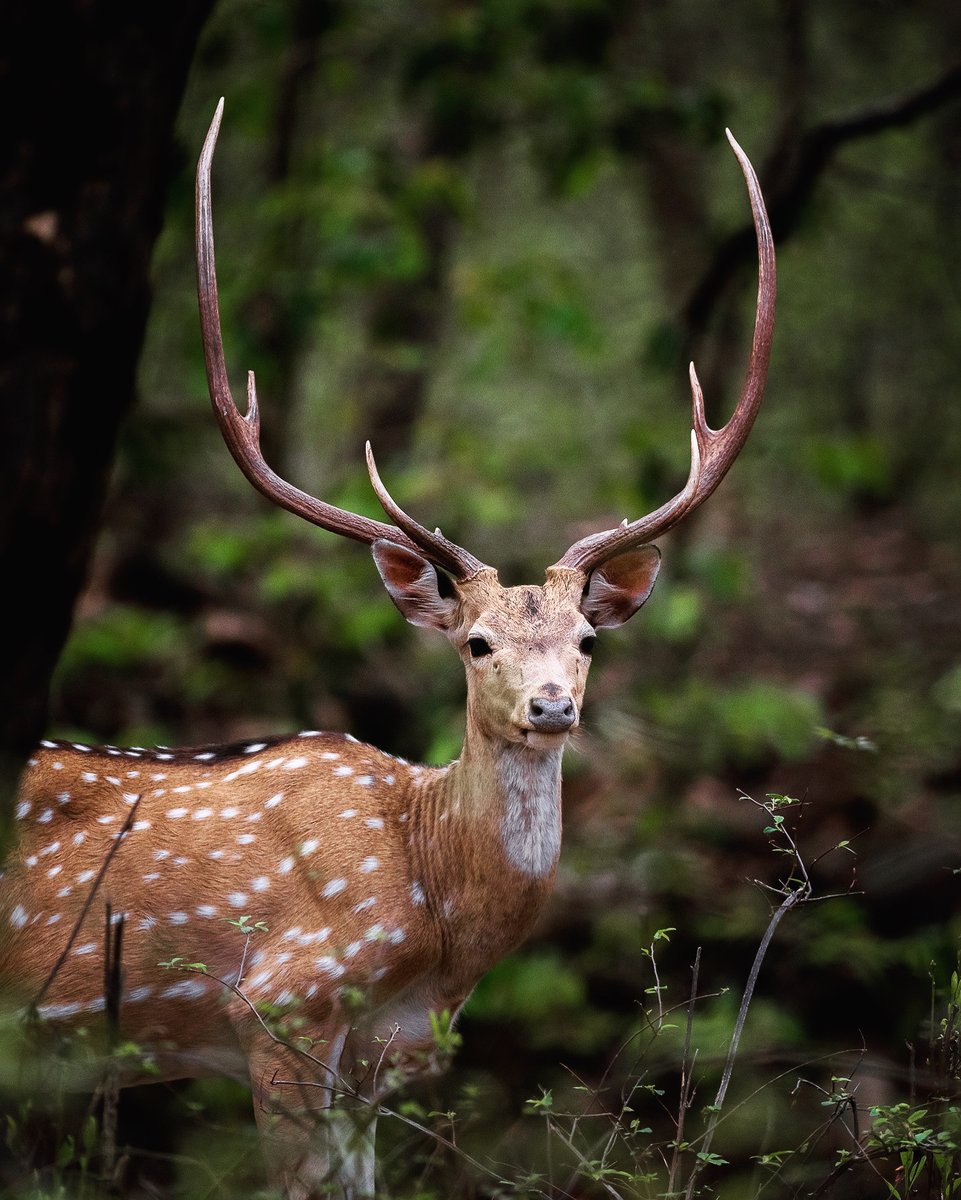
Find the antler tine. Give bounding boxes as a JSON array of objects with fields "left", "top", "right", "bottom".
[
  {"left": 196, "top": 101, "right": 486, "bottom": 579},
  {"left": 552, "top": 128, "right": 776, "bottom": 576},
  {"left": 365, "top": 444, "right": 487, "bottom": 580}
]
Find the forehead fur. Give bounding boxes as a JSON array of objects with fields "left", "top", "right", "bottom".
[{"left": 453, "top": 567, "right": 586, "bottom": 639}]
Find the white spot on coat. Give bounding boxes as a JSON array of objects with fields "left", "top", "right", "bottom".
[
  {"left": 316, "top": 956, "right": 346, "bottom": 978},
  {"left": 226, "top": 760, "right": 261, "bottom": 782},
  {"left": 37, "top": 1001, "right": 82, "bottom": 1020},
  {"left": 161, "top": 978, "right": 207, "bottom": 999}
]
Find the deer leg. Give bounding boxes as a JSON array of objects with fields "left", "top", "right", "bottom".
[
  {"left": 330, "top": 1100, "right": 378, "bottom": 1199},
  {"left": 243, "top": 1025, "right": 377, "bottom": 1200}
]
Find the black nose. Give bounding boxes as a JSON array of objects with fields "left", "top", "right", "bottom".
[{"left": 528, "top": 696, "right": 576, "bottom": 733}]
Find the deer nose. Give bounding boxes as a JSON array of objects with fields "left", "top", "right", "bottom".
[{"left": 527, "top": 695, "right": 576, "bottom": 733}]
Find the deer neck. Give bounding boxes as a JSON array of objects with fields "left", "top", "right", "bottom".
[
  {"left": 454, "top": 725, "right": 563, "bottom": 877},
  {"left": 406, "top": 723, "right": 563, "bottom": 985}
]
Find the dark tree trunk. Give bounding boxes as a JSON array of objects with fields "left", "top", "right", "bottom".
[{"left": 0, "top": 1, "right": 214, "bottom": 810}]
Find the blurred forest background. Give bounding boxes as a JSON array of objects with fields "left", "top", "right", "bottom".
[{"left": 3, "top": 0, "right": 961, "bottom": 1196}]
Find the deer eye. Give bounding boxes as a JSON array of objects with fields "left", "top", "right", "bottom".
[
  {"left": 467, "top": 636, "right": 493, "bottom": 659},
  {"left": 579, "top": 634, "right": 596, "bottom": 656}
]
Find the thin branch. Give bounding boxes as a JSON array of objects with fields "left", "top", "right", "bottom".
[
  {"left": 668, "top": 947, "right": 701, "bottom": 1194},
  {"left": 30, "top": 793, "right": 142, "bottom": 1012}
]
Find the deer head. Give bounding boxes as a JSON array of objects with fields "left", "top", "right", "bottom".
[{"left": 196, "top": 98, "right": 774, "bottom": 755}]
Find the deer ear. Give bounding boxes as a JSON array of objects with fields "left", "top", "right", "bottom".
[
  {"left": 580, "top": 546, "right": 661, "bottom": 628},
  {"left": 371, "top": 540, "right": 459, "bottom": 631}
]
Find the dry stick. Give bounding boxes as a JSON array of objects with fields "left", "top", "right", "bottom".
[
  {"left": 552, "top": 985, "right": 728, "bottom": 1200},
  {"left": 682, "top": 881, "right": 810, "bottom": 1200},
  {"left": 31, "top": 793, "right": 143, "bottom": 1012},
  {"left": 668, "top": 947, "right": 701, "bottom": 1196},
  {"left": 101, "top": 904, "right": 125, "bottom": 1179}
]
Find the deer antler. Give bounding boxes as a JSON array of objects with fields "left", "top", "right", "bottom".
[
  {"left": 551, "top": 130, "right": 776, "bottom": 576},
  {"left": 196, "top": 98, "right": 487, "bottom": 582}
]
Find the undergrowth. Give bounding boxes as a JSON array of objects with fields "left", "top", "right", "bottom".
[{"left": 2, "top": 791, "right": 960, "bottom": 1199}]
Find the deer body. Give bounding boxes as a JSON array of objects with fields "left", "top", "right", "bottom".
[
  {"left": 0, "top": 101, "right": 775, "bottom": 1199},
  {"left": 2, "top": 724, "right": 554, "bottom": 1071}
]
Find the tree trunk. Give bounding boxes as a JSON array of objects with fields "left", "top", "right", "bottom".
[{"left": 0, "top": 1, "right": 214, "bottom": 811}]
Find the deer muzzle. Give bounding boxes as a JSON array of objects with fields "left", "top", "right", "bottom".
[{"left": 526, "top": 695, "right": 577, "bottom": 734}]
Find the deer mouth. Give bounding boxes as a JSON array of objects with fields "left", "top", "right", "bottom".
[{"left": 521, "top": 727, "right": 572, "bottom": 750}]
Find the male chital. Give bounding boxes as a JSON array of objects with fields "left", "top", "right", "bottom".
[{"left": 0, "top": 101, "right": 774, "bottom": 1199}]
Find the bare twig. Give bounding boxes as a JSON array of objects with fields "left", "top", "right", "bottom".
[
  {"left": 668, "top": 947, "right": 701, "bottom": 1194},
  {"left": 30, "top": 793, "right": 142, "bottom": 1012}
]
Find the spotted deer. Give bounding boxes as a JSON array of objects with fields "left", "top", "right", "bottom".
[{"left": 0, "top": 100, "right": 775, "bottom": 1199}]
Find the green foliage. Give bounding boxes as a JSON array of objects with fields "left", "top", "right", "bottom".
[
  {"left": 467, "top": 952, "right": 593, "bottom": 1046},
  {"left": 647, "top": 679, "right": 823, "bottom": 768},
  {"left": 805, "top": 432, "right": 894, "bottom": 503},
  {"left": 54, "top": 608, "right": 185, "bottom": 676}
]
